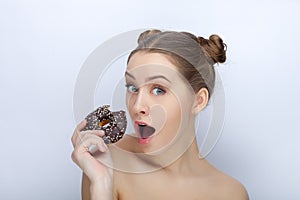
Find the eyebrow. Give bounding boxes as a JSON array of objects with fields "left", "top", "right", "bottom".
[
  {"left": 125, "top": 71, "right": 135, "bottom": 80},
  {"left": 146, "top": 75, "right": 171, "bottom": 83},
  {"left": 125, "top": 71, "right": 171, "bottom": 83}
]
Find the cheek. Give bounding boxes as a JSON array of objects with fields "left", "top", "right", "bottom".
[
  {"left": 161, "top": 100, "right": 182, "bottom": 141},
  {"left": 163, "top": 97, "right": 182, "bottom": 124},
  {"left": 164, "top": 91, "right": 194, "bottom": 128}
]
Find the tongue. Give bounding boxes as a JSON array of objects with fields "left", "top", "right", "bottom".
[{"left": 139, "top": 125, "right": 155, "bottom": 139}]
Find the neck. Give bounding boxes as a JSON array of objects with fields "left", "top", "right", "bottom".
[
  {"left": 110, "top": 118, "right": 204, "bottom": 173},
  {"left": 162, "top": 139, "right": 202, "bottom": 174}
]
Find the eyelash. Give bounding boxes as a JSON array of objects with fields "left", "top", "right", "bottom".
[
  {"left": 125, "top": 84, "right": 138, "bottom": 93},
  {"left": 125, "top": 84, "right": 166, "bottom": 96},
  {"left": 152, "top": 86, "right": 166, "bottom": 95}
]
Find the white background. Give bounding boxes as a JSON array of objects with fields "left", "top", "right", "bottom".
[{"left": 1, "top": 0, "right": 299, "bottom": 199}]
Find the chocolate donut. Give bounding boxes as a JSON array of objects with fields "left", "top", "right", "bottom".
[{"left": 82, "top": 105, "right": 127, "bottom": 144}]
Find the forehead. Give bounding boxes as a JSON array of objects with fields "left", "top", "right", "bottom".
[
  {"left": 126, "top": 52, "right": 183, "bottom": 84},
  {"left": 127, "top": 52, "right": 178, "bottom": 71}
]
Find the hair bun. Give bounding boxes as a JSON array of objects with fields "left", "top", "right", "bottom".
[
  {"left": 137, "top": 29, "right": 162, "bottom": 44},
  {"left": 198, "top": 34, "right": 227, "bottom": 64}
]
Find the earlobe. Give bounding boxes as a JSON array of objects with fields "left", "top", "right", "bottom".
[{"left": 192, "top": 88, "right": 209, "bottom": 114}]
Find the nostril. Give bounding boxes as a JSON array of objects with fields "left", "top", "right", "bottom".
[{"left": 140, "top": 111, "right": 146, "bottom": 114}]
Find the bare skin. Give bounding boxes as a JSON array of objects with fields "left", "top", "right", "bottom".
[
  {"left": 81, "top": 136, "right": 248, "bottom": 200},
  {"left": 73, "top": 52, "right": 249, "bottom": 200}
]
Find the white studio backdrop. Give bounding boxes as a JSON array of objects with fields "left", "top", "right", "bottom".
[{"left": 0, "top": 0, "right": 299, "bottom": 199}]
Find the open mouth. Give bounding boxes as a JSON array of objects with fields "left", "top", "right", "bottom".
[
  {"left": 136, "top": 123, "right": 156, "bottom": 144},
  {"left": 138, "top": 124, "right": 155, "bottom": 139}
]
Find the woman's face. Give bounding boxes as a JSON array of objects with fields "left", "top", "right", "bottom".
[{"left": 125, "top": 52, "right": 197, "bottom": 152}]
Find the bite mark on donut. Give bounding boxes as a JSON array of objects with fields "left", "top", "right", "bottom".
[{"left": 82, "top": 105, "right": 127, "bottom": 144}]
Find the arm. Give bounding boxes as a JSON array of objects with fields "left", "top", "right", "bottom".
[
  {"left": 71, "top": 121, "right": 115, "bottom": 200},
  {"left": 82, "top": 172, "right": 118, "bottom": 200},
  {"left": 82, "top": 173, "right": 91, "bottom": 200}
]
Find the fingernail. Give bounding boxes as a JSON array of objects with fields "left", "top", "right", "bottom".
[
  {"left": 88, "top": 145, "right": 98, "bottom": 154},
  {"left": 99, "top": 130, "right": 105, "bottom": 136}
]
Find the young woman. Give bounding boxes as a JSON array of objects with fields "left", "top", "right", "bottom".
[{"left": 71, "top": 30, "right": 249, "bottom": 200}]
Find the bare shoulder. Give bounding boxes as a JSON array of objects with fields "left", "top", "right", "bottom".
[
  {"left": 219, "top": 175, "right": 248, "bottom": 200},
  {"left": 209, "top": 168, "right": 249, "bottom": 200}
]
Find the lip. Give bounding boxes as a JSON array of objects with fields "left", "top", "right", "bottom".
[
  {"left": 138, "top": 137, "right": 152, "bottom": 144},
  {"left": 134, "top": 121, "right": 149, "bottom": 126}
]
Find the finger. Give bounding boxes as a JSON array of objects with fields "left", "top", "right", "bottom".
[
  {"left": 86, "top": 130, "right": 105, "bottom": 137},
  {"left": 75, "top": 130, "right": 105, "bottom": 147},
  {"left": 71, "top": 120, "right": 88, "bottom": 147},
  {"left": 72, "top": 120, "right": 86, "bottom": 143},
  {"left": 78, "top": 133, "right": 108, "bottom": 153},
  {"left": 76, "top": 120, "right": 87, "bottom": 131},
  {"left": 88, "top": 143, "right": 107, "bottom": 154},
  {"left": 72, "top": 134, "right": 106, "bottom": 165}
]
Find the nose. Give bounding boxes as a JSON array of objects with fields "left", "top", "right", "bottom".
[{"left": 131, "top": 89, "right": 150, "bottom": 117}]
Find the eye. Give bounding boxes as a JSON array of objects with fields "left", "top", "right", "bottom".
[
  {"left": 152, "top": 86, "right": 166, "bottom": 96},
  {"left": 125, "top": 84, "right": 138, "bottom": 93}
]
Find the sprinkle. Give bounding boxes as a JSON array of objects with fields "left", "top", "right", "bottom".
[{"left": 82, "top": 105, "right": 127, "bottom": 144}]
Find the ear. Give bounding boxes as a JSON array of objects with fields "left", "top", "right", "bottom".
[{"left": 192, "top": 87, "right": 209, "bottom": 114}]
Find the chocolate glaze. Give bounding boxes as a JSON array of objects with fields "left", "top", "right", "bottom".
[{"left": 82, "top": 105, "right": 127, "bottom": 144}]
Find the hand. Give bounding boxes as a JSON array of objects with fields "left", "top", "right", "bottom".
[{"left": 71, "top": 120, "right": 113, "bottom": 192}]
